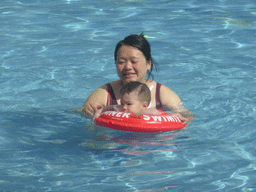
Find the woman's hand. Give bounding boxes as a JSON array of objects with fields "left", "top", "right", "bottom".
[
  {"left": 172, "top": 113, "right": 191, "bottom": 124},
  {"left": 172, "top": 109, "right": 194, "bottom": 124},
  {"left": 92, "top": 107, "right": 103, "bottom": 121},
  {"left": 167, "top": 102, "right": 194, "bottom": 124},
  {"left": 82, "top": 103, "right": 102, "bottom": 116},
  {"left": 81, "top": 85, "right": 109, "bottom": 115}
]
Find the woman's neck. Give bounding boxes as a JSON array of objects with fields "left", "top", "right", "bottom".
[{"left": 121, "top": 79, "right": 151, "bottom": 85}]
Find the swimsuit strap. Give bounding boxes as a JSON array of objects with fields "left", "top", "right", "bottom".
[
  {"left": 147, "top": 85, "right": 154, "bottom": 108},
  {"left": 106, "top": 83, "right": 118, "bottom": 106},
  {"left": 155, "top": 82, "right": 162, "bottom": 109}
]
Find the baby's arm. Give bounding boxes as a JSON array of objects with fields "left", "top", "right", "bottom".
[{"left": 92, "top": 105, "right": 119, "bottom": 121}]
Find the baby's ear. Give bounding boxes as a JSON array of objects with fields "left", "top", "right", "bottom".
[{"left": 142, "top": 102, "right": 148, "bottom": 109}]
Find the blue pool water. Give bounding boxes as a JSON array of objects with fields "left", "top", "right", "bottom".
[{"left": 1, "top": 0, "right": 256, "bottom": 191}]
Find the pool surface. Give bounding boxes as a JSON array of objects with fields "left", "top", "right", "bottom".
[{"left": 1, "top": 0, "right": 256, "bottom": 191}]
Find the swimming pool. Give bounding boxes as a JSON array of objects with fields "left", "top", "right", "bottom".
[{"left": 1, "top": 0, "right": 255, "bottom": 191}]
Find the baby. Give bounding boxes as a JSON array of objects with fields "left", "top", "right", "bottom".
[{"left": 93, "top": 81, "right": 159, "bottom": 120}]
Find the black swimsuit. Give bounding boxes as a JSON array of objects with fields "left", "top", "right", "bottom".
[{"left": 106, "top": 83, "right": 163, "bottom": 109}]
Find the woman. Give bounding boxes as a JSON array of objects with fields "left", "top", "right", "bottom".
[{"left": 82, "top": 34, "right": 193, "bottom": 122}]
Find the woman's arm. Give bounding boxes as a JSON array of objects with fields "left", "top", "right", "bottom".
[
  {"left": 82, "top": 85, "right": 108, "bottom": 116},
  {"left": 160, "top": 85, "right": 194, "bottom": 123},
  {"left": 160, "top": 85, "right": 181, "bottom": 108}
]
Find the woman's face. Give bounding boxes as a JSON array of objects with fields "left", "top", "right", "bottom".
[{"left": 116, "top": 45, "right": 151, "bottom": 84}]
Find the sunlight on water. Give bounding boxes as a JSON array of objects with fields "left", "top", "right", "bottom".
[{"left": 0, "top": 0, "right": 256, "bottom": 191}]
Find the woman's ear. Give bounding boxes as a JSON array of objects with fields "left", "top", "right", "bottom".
[{"left": 146, "top": 59, "right": 152, "bottom": 71}]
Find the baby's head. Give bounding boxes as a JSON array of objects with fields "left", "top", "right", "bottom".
[{"left": 119, "top": 82, "right": 151, "bottom": 114}]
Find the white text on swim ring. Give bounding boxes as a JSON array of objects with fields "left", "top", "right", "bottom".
[
  {"left": 102, "top": 111, "right": 131, "bottom": 118},
  {"left": 102, "top": 111, "right": 181, "bottom": 122},
  {"left": 143, "top": 115, "right": 181, "bottom": 122}
]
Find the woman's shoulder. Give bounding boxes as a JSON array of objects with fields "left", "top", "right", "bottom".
[
  {"left": 104, "top": 80, "right": 122, "bottom": 90},
  {"left": 145, "top": 79, "right": 157, "bottom": 87},
  {"left": 109, "top": 80, "right": 122, "bottom": 86},
  {"left": 100, "top": 80, "right": 122, "bottom": 100},
  {"left": 158, "top": 84, "right": 181, "bottom": 108},
  {"left": 98, "top": 80, "right": 120, "bottom": 89},
  {"left": 103, "top": 80, "right": 162, "bottom": 90},
  {"left": 158, "top": 83, "right": 177, "bottom": 96},
  {"left": 101, "top": 80, "right": 120, "bottom": 86}
]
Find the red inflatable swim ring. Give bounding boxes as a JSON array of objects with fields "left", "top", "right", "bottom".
[{"left": 94, "top": 110, "right": 187, "bottom": 133}]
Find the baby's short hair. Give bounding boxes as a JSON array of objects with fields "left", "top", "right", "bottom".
[{"left": 119, "top": 81, "right": 151, "bottom": 105}]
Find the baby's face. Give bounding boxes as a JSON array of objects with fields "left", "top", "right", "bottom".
[{"left": 120, "top": 92, "right": 147, "bottom": 114}]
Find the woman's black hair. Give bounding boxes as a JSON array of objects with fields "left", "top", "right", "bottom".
[{"left": 114, "top": 33, "right": 158, "bottom": 80}]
